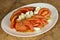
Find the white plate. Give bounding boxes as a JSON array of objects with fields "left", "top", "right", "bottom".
[{"left": 1, "top": 3, "right": 58, "bottom": 37}]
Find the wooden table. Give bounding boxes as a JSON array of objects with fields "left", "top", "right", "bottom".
[{"left": 0, "top": 0, "right": 60, "bottom": 40}]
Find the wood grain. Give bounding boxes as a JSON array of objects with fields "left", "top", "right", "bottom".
[{"left": 0, "top": 0, "right": 60, "bottom": 40}]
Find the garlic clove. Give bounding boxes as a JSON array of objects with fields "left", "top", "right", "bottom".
[
  {"left": 25, "top": 11, "right": 31, "bottom": 18},
  {"left": 20, "top": 13, "right": 25, "bottom": 19},
  {"left": 34, "top": 27, "right": 41, "bottom": 31},
  {"left": 34, "top": 7, "right": 41, "bottom": 14},
  {"left": 29, "top": 11, "right": 34, "bottom": 17}
]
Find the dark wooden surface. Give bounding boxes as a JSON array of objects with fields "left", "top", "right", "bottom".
[{"left": 0, "top": 0, "right": 60, "bottom": 40}]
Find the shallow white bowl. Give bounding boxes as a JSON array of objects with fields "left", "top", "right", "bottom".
[{"left": 1, "top": 3, "right": 58, "bottom": 37}]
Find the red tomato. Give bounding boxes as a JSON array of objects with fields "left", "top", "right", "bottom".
[
  {"left": 34, "top": 15, "right": 45, "bottom": 19},
  {"left": 15, "top": 22, "right": 28, "bottom": 32},
  {"left": 41, "top": 19, "right": 48, "bottom": 25},
  {"left": 10, "top": 15, "right": 18, "bottom": 28},
  {"left": 23, "top": 20, "right": 34, "bottom": 31},
  {"left": 34, "top": 19, "right": 43, "bottom": 28},
  {"left": 28, "top": 17, "right": 43, "bottom": 28},
  {"left": 24, "top": 7, "right": 35, "bottom": 11},
  {"left": 10, "top": 22, "right": 15, "bottom": 29},
  {"left": 38, "top": 8, "right": 51, "bottom": 19}
]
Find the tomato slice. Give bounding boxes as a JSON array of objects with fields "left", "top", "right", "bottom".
[
  {"left": 41, "top": 19, "right": 48, "bottom": 26},
  {"left": 34, "top": 19, "right": 43, "bottom": 28},
  {"left": 28, "top": 17, "right": 43, "bottom": 28},
  {"left": 24, "top": 7, "right": 35, "bottom": 11},
  {"left": 22, "top": 20, "right": 34, "bottom": 31},
  {"left": 38, "top": 8, "right": 51, "bottom": 19},
  {"left": 44, "top": 12, "right": 50, "bottom": 18},
  {"left": 10, "top": 15, "right": 18, "bottom": 28},
  {"left": 34, "top": 15, "right": 45, "bottom": 19},
  {"left": 10, "top": 22, "right": 15, "bottom": 29},
  {"left": 15, "top": 22, "right": 28, "bottom": 32}
]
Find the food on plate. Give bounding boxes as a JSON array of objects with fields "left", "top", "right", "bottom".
[{"left": 10, "top": 6, "right": 51, "bottom": 32}]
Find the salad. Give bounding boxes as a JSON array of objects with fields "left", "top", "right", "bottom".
[{"left": 10, "top": 6, "right": 51, "bottom": 32}]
